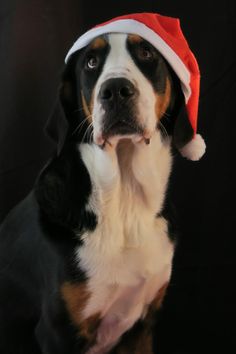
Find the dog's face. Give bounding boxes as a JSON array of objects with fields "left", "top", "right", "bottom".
[
  {"left": 47, "top": 33, "right": 193, "bottom": 152},
  {"left": 77, "top": 33, "right": 171, "bottom": 146}
]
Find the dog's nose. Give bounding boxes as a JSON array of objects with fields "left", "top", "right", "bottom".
[{"left": 99, "top": 78, "right": 136, "bottom": 104}]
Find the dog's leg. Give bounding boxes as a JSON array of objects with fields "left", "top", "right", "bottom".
[{"left": 110, "top": 283, "right": 168, "bottom": 354}]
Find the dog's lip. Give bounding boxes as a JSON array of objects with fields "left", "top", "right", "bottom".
[
  {"left": 103, "top": 119, "right": 143, "bottom": 138},
  {"left": 94, "top": 123, "right": 151, "bottom": 148}
]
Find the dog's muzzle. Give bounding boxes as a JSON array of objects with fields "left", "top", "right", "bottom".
[{"left": 98, "top": 78, "right": 143, "bottom": 139}]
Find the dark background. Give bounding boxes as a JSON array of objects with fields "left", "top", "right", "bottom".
[{"left": 0, "top": 0, "right": 236, "bottom": 353}]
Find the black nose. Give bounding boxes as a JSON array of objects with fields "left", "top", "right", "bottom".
[{"left": 99, "top": 78, "right": 136, "bottom": 104}]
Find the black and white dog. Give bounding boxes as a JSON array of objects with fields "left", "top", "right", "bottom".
[{"left": 0, "top": 31, "right": 198, "bottom": 354}]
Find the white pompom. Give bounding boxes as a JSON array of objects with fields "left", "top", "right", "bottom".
[{"left": 179, "top": 134, "right": 206, "bottom": 161}]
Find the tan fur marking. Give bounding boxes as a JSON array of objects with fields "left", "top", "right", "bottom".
[
  {"left": 79, "top": 313, "right": 101, "bottom": 341},
  {"left": 81, "top": 91, "right": 92, "bottom": 123},
  {"left": 61, "top": 282, "right": 89, "bottom": 326},
  {"left": 128, "top": 34, "right": 143, "bottom": 43},
  {"left": 155, "top": 78, "right": 171, "bottom": 120},
  {"left": 150, "top": 282, "right": 169, "bottom": 311},
  {"left": 90, "top": 37, "right": 107, "bottom": 49},
  {"left": 89, "top": 89, "right": 95, "bottom": 117},
  {"left": 61, "top": 282, "right": 100, "bottom": 340}
]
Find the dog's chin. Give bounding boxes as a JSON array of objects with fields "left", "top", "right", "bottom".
[
  {"left": 94, "top": 120, "right": 151, "bottom": 149},
  {"left": 94, "top": 132, "right": 151, "bottom": 150}
]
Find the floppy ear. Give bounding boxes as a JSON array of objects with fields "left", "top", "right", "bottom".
[
  {"left": 161, "top": 65, "right": 205, "bottom": 161},
  {"left": 161, "top": 71, "right": 194, "bottom": 153},
  {"left": 172, "top": 93, "right": 194, "bottom": 151},
  {"left": 45, "top": 55, "right": 79, "bottom": 155}
]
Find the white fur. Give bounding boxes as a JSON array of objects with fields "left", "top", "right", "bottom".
[{"left": 179, "top": 134, "right": 206, "bottom": 161}]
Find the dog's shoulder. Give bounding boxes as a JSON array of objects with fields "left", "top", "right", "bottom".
[
  {"left": 0, "top": 191, "right": 41, "bottom": 259},
  {"left": 35, "top": 143, "right": 97, "bottom": 234}
]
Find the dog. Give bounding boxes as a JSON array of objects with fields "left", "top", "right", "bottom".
[{"left": 0, "top": 26, "right": 201, "bottom": 353}]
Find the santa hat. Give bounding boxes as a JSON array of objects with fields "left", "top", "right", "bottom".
[{"left": 65, "top": 13, "right": 206, "bottom": 161}]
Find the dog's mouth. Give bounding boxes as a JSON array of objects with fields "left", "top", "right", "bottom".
[
  {"left": 96, "top": 119, "right": 150, "bottom": 148},
  {"left": 103, "top": 119, "right": 143, "bottom": 139}
]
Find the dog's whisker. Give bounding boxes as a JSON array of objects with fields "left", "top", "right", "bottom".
[
  {"left": 81, "top": 126, "right": 90, "bottom": 143},
  {"left": 81, "top": 122, "right": 93, "bottom": 143},
  {"left": 160, "top": 111, "right": 171, "bottom": 120},
  {"left": 87, "top": 125, "right": 94, "bottom": 145},
  {"left": 72, "top": 116, "right": 93, "bottom": 136},
  {"left": 89, "top": 129, "right": 94, "bottom": 144},
  {"left": 159, "top": 121, "right": 168, "bottom": 139},
  {"left": 86, "top": 122, "right": 94, "bottom": 145},
  {"left": 72, "top": 118, "right": 87, "bottom": 136}
]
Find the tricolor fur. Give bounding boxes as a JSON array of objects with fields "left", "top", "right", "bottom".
[{"left": 0, "top": 33, "right": 192, "bottom": 353}]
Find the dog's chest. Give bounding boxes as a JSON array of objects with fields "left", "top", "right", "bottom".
[
  {"left": 77, "top": 138, "right": 174, "bottom": 352},
  {"left": 78, "top": 216, "right": 173, "bottom": 354}
]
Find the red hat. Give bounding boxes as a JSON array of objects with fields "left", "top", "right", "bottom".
[{"left": 65, "top": 13, "right": 206, "bottom": 160}]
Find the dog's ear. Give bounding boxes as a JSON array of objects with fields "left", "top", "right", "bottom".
[
  {"left": 161, "top": 70, "right": 194, "bottom": 152},
  {"left": 172, "top": 91, "right": 194, "bottom": 151},
  {"left": 161, "top": 65, "right": 205, "bottom": 160},
  {"left": 45, "top": 55, "right": 79, "bottom": 155}
]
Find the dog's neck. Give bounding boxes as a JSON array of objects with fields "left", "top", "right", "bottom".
[
  {"left": 116, "top": 134, "right": 172, "bottom": 211},
  {"left": 79, "top": 129, "right": 172, "bottom": 248}
]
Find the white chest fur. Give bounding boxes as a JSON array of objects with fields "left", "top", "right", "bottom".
[{"left": 77, "top": 132, "right": 174, "bottom": 353}]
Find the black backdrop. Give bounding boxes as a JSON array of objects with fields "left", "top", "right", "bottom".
[{"left": 0, "top": 1, "right": 236, "bottom": 353}]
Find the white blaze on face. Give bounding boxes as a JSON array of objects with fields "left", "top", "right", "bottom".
[{"left": 92, "top": 33, "right": 158, "bottom": 145}]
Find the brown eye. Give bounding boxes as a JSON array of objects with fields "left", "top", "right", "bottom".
[
  {"left": 87, "top": 56, "right": 98, "bottom": 69},
  {"left": 138, "top": 47, "right": 153, "bottom": 61}
]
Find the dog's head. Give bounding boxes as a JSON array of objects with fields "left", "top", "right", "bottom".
[{"left": 46, "top": 33, "right": 195, "bottom": 154}]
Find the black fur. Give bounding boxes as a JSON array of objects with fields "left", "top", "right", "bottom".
[
  {"left": 36, "top": 143, "right": 96, "bottom": 232},
  {"left": 0, "top": 193, "right": 81, "bottom": 353}
]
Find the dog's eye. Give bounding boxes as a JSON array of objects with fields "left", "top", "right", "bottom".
[
  {"left": 86, "top": 56, "right": 98, "bottom": 70},
  {"left": 138, "top": 47, "right": 153, "bottom": 61}
]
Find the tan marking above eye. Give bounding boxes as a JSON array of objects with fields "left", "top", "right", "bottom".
[
  {"left": 155, "top": 78, "right": 171, "bottom": 121},
  {"left": 90, "top": 36, "right": 107, "bottom": 49},
  {"left": 128, "top": 34, "right": 143, "bottom": 43}
]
